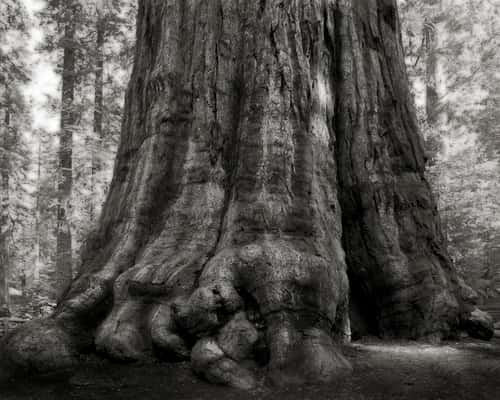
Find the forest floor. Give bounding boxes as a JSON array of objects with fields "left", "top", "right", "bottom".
[{"left": 1, "top": 337, "right": 499, "bottom": 400}]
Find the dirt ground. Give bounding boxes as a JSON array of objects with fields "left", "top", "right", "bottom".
[{"left": 1, "top": 338, "right": 499, "bottom": 400}]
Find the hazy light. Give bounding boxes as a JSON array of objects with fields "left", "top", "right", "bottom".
[
  {"left": 22, "top": 0, "right": 46, "bottom": 13},
  {"left": 19, "top": 0, "right": 60, "bottom": 133}
]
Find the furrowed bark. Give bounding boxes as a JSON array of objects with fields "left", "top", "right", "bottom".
[
  {"left": 336, "top": 0, "right": 458, "bottom": 339},
  {"left": 1, "top": 0, "right": 472, "bottom": 388}
]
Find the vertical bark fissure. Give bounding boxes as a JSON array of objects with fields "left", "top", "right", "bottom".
[
  {"left": 333, "top": 0, "right": 380, "bottom": 335},
  {"left": 195, "top": 0, "right": 235, "bottom": 284}
]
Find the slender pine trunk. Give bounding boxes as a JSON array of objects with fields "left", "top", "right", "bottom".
[
  {"left": 55, "top": 8, "right": 76, "bottom": 300},
  {"left": 424, "top": 18, "right": 439, "bottom": 126},
  {"left": 0, "top": 101, "right": 11, "bottom": 317},
  {"left": 33, "top": 131, "right": 42, "bottom": 286},
  {"left": 90, "top": 9, "right": 105, "bottom": 222}
]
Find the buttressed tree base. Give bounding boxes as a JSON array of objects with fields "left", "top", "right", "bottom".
[{"left": 0, "top": 0, "right": 479, "bottom": 389}]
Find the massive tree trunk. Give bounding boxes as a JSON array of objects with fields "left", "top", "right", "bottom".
[
  {"left": 340, "top": 2, "right": 457, "bottom": 340},
  {"left": 1, "top": 0, "right": 472, "bottom": 388},
  {"left": 55, "top": 4, "right": 77, "bottom": 299}
]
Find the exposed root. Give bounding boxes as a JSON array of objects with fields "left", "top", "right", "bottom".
[
  {"left": 191, "top": 337, "right": 257, "bottom": 390},
  {"left": 266, "top": 313, "right": 352, "bottom": 385},
  {"left": 151, "top": 302, "right": 190, "bottom": 360},
  {"left": 1, "top": 239, "right": 352, "bottom": 388},
  {"left": 177, "top": 242, "right": 351, "bottom": 387},
  {"left": 57, "top": 273, "right": 112, "bottom": 318},
  {"left": 95, "top": 299, "right": 149, "bottom": 361},
  {"left": 217, "top": 312, "right": 259, "bottom": 361}
]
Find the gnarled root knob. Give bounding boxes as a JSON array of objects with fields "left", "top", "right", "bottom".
[
  {"left": 176, "top": 281, "right": 243, "bottom": 336},
  {"left": 191, "top": 337, "right": 257, "bottom": 390},
  {"left": 151, "top": 302, "right": 190, "bottom": 360}
]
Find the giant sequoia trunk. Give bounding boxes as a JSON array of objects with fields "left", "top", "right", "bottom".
[{"left": 1, "top": 0, "right": 470, "bottom": 388}]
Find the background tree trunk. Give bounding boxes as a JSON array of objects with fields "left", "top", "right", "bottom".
[
  {"left": 1, "top": 0, "right": 474, "bottom": 388},
  {"left": 90, "top": 6, "right": 105, "bottom": 222},
  {"left": 421, "top": 1, "right": 444, "bottom": 165},
  {"left": 424, "top": 18, "right": 439, "bottom": 126},
  {"left": 0, "top": 101, "right": 11, "bottom": 317},
  {"left": 55, "top": 5, "right": 77, "bottom": 300},
  {"left": 33, "top": 132, "right": 42, "bottom": 286}
]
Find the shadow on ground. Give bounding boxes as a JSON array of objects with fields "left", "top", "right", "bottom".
[{"left": 1, "top": 338, "right": 499, "bottom": 400}]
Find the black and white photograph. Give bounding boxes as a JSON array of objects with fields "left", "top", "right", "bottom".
[{"left": 0, "top": 1, "right": 499, "bottom": 398}]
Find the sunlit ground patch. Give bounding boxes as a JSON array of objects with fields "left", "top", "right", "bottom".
[{"left": 351, "top": 343, "right": 461, "bottom": 357}]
